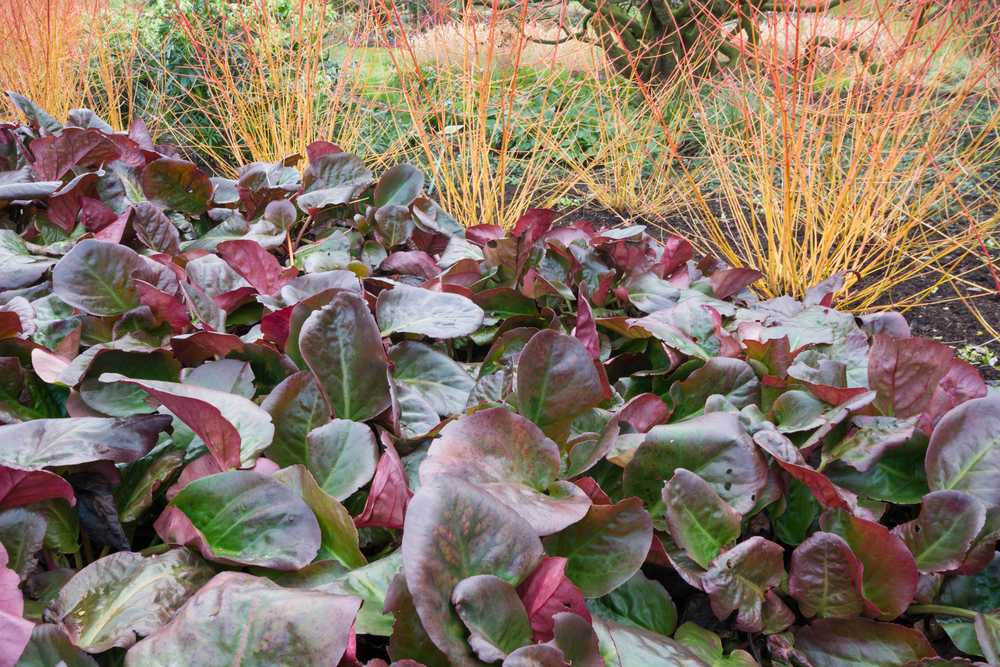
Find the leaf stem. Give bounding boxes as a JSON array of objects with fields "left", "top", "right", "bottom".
[
  {"left": 80, "top": 525, "right": 94, "bottom": 565},
  {"left": 907, "top": 604, "right": 978, "bottom": 620},
  {"left": 139, "top": 543, "right": 171, "bottom": 557}
]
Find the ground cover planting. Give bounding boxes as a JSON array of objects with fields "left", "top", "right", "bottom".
[{"left": 1, "top": 98, "right": 1000, "bottom": 665}]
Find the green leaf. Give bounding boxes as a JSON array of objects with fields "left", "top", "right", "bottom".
[
  {"left": 794, "top": 618, "right": 936, "bottom": 667},
  {"left": 401, "top": 474, "right": 544, "bottom": 666},
  {"left": 49, "top": 550, "right": 214, "bottom": 652},
  {"left": 675, "top": 622, "right": 758, "bottom": 667},
  {"left": 586, "top": 570, "right": 677, "bottom": 637},
  {"left": 52, "top": 240, "right": 148, "bottom": 316},
  {"left": 543, "top": 498, "right": 652, "bottom": 598},
  {"left": 662, "top": 468, "right": 742, "bottom": 568},
  {"left": 124, "top": 572, "right": 362, "bottom": 666},
  {"left": 926, "top": 397, "right": 1000, "bottom": 507},
  {"left": 592, "top": 616, "right": 712, "bottom": 667},
  {"left": 299, "top": 291, "right": 392, "bottom": 422},
  {"left": 140, "top": 158, "right": 213, "bottom": 215},
  {"left": 118, "top": 450, "right": 185, "bottom": 523},
  {"left": 823, "top": 435, "right": 929, "bottom": 504},
  {"left": 313, "top": 551, "right": 402, "bottom": 636},
  {"left": 703, "top": 536, "right": 785, "bottom": 632},
  {"left": 0, "top": 230, "right": 56, "bottom": 290},
  {"left": 975, "top": 611, "right": 1000, "bottom": 666},
  {"left": 390, "top": 341, "right": 475, "bottom": 417},
  {"left": 158, "top": 470, "right": 321, "bottom": 570},
  {"left": 517, "top": 330, "right": 605, "bottom": 443},
  {"left": 451, "top": 575, "right": 532, "bottom": 662},
  {"left": 301, "top": 419, "right": 378, "bottom": 501},
  {"left": 376, "top": 285, "right": 485, "bottom": 338},
  {"left": 13, "top": 624, "right": 98, "bottom": 667},
  {"left": 374, "top": 163, "right": 425, "bottom": 207},
  {"left": 891, "top": 490, "right": 986, "bottom": 574},
  {"left": 669, "top": 358, "right": 760, "bottom": 423},
  {"left": 0, "top": 507, "right": 45, "bottom": 580},
  {"left": 261, "top": 371, "right": 331, "bottom": 467},
  {"left": 29, "top": 498, "right": 79, "bottom": 554},
  {"left": 271, "top": 465, "right": 366, "bottom": 569},
  {"left": 420, "top": 407, "right": 592, "bottom": 535}
]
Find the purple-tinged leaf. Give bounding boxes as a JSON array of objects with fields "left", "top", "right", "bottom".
[
  {"left": 925, "top": 397, "right": 1000, "bottom": 507},
  {"left": 616, "top": 394, "right": 671, "bottom": 433},
  {"left": 789, "top": 532, "right": 866, "bottom": 618},
  {"left": 591, "top": 616, "right": 710, "bottom": 667},
  {"left": 170, "top": 331, "right": 244, "bottom": 365},
  {"left": 299, "top": 291, "right": 392, "bottom": 422},
  {"left": 9, "top": 623, "right": 98, "bottom": 667},
  {"left": 502, "top": 645, "right": 570, "bottom": 666},
  {"left": 473, "top": 288, "right": 539, "bottom": 318},
  {"left": 542, "top": 498, "right": 652, "bottom": 597},
  {"left": 125, "top": 572, "right": 362, "bottom": 666},
  {"left": 402, "top": 474, "right": 544, "bottom": 666},
  {"left": 375, "top": 164, "right": 424, "bottom": 207},
  {"left": 300, "top": 419, "right": 378, "bottom": 501},
  {"left": 703, "top": 536, "right": 784, "bottom": 632},
  {"left": 451, "top": 575, "right": 532, "bottom": 662},
  {"left": 217, "top": 239, "right": 296, "bottom": 296},
  {"left": 974, "top": 611, "right": 1000, "bottom": 666},
  {"left": 821, "top": 416, "right": 915, "bottom": 472},
  {"left": 374, "top": 204, "right": 416, "bottom": 248},
  {"left": 377, "top": 284, "right": 484, "bottom": 338},
  {"left": 420, "top": 407, "right": 591, "bottom": 535},
  {"left": 565, "top": 416, "right": 620, "bottom": 479},
  {"left": 384, "top": 573, "right": 451, "bottom": 666},
  {"left": 745, "top": 336, "right": 793, "bottom": 378},
  {"left": 924, "top": 359, "right": 988, "bottom": 423},
  {"left": 134, "top": 280, "right": 189, "bottom": 333},
  {"left": 0, "top": 230, "right": 57, "bottom": 290},
  {"left": 53, "top": 240, "right": 151, "bottom": 316},
  {"left": 390, "top": 340, "right": 475, "bottom": 417},
  {"left": 132, "top": 201, "right": 180, "bottom": 256},
  {"left": 49, "top": 549, "right": 214, "bottom": 653},
  {"left": 118, "top": 450, "right": 185, "bottom": 523},
  {"left": 754, "top": 430, "right": 859, "bottom": 515},
  {"left": 0, "top": 506, "right": 45, "bottom": 581},
  {"left": 355, "top": 441, "right": 413, "bottom": 529},
  {"left": 669, "top": 358, "right": 760, "bottom": 422},
  {"left": 0, "top": 415, "right": 170, "bottom": 470},
  {"left": 272, "top": 465, "right": 366, "bottom": 569},
  {"left": 953, "top": 507, "right": 1000, "bottom": 575},
  {"left": 710, "top": 267, "right": 763, "bottom": 300},
  {"left": 156, "top": 470, "right": 320, "bottom": 569},
  {"left": 261, "top": 370, "right": 331, "bottom": 467},
  {"left": 868, "top": 335, "right": 952, "bottom": 418},
  {"left": 0, "top": 465, "right": 74, "bottom": 510},
  {"left": 0, "top": 541, "right": 33, "bottom": 667},
  {"left": 546, "top": 612, "right": 603, "bottom": 667},
  {"left": 28, "top": 127, "right": 121, "bottom": 181},
  {"left": 516, "top": 558, "right": 591, "bottom": 644},
  {"left": 820, "top": 508, "right": 918, "bottom": 620},
  {"left": 629, "top": 299, "right": 721, "bottom": 361},
  {"left": 99, "top": 375, "right": 273, "bottom": 469},
  {"left": 624, "top": 412, "right": 768, "bottom": 516},
  {"left": 141, "top": 158, "right": 213, "bottom": 214},
  {"left": 662, "top": 468, "right": 742, "bottom": 568},
  {"left": 891, "top": 490, "right": 986, "bottom": 574},
  {"left": 795, "top": 618, "right": 936, "bottom": 667},
  {"left": 517, "top": 330, "right": 605, "bottom": 444}
]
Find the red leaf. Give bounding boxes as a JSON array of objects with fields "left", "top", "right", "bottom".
[
  {"left": 217, "top": 239, "right": 297, "bottom": 296},
  {"left": 573, "top": 287, "right": 600, "bottom": 361},
  {"left": 165, "top": 454, "right": 223, "bottom": 502},
  {"left": 0, "top": 465, "right": 75, "bottom": 510},
  {"left": 573, "top": 478, "right": 611, "bottom": 505},
  {"left": 924, "top": 358, "right": 988, "bottom": 422},
  {"left": 170, "top": 331, "right": 244, "bottom": 365},
  {"left": 261, "top": 306, "right": 293, "bottom": 349},
  {"left": 354, "top": 441, "right": 413, "bottom": 529},
  {"left": 868, "top": 335, "right": 953, "bottom": 418},
  {"left": 516, "top": 557, "right": 592, "bottom": 643},
  {"left": 80, "top": 196, "right": 117, "bottom": 232},
  {"left": 754, "top": 430, "right": 856, "bottom": 514},
  {"left": 710, "top": 267, "right": 763, "bottom": 300},
  {"left": 465, "top": 224, "right": 506, "bottom": 247},
  {"left": 28, "top": 127, "right": 122, "bottom": 181},
  {"left": 380, "top": 251, "right": 439, "bottom": 281},
  {"left": 135, "top": 279, "right": 190, "bottom": 333},
  {"left": 305, "top": 140, "right": 342, "bottom": 162},
  {"left": 616, "top": 394, "right": 670, "bottom": 433},
  {"left": 659, "top": 235, "right": 692, "bottom": 277},
  {"left": 512, "top": 208, "right": 558, "bottom": 245}
]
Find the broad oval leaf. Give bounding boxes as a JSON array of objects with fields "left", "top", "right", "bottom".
[
  {"left": 891, "top": 490, "right": 986, "bottom": 574},
  {"left": 702, "top": 536, "right": 785, "bottom": 632},
  {"left": 375, "top": 163, "right": 425, "bottom": 207},
  {"left": 312, "top": 551, "right": 402, "bottom": 636},
  {"left": 925, "top": 397, "right": 1000, "bottom": 507},
  {"left": 377, "top": 284, "right": 485, "bottom": 338},
  {"left": 517, "top": 330, "right": 605, "bottom": 443},
  {"left": 156, "top": 470, "right": 321, "bottom": 570},
  {"left": 303, "top": 419, "right": 378, "bottom": 501},
  {"left": 390, "top": 340, "right": 476, "bottom": 417},
  {"left": 591, "top": 616, "right": 712, "bottom": 667},
  {"left": 299, "top": 291, "right": 392, "bottom": 422},
  {"left": 11, "top": 623, "right": 98, "bottom": 667},
  {"left": 542, "top": 498, "right": 653, "bottom": 598},
  {"left": 49, "top": 549, "right": 214, "bottom": 652},
  {"left": 140, "top": 158, "right": 213, "bottom": 215},
  {"left": 623, "top": 412, "right": 768, "bottom": 516},
  {"left": 0, "top": 415, "right": 170, "bottom": 470},
  {"left": 669, "top": 358, "right": 760, "bottom": 423},
  {"left": 795, "top": 618, "right": 936, "bottom": 667},
  {"left": 516, "top": 557, "right": 592, "bottom": 644},
  {"left": 261, "top": 371, "right": 331, "bottom": 468},
  {"left": 586, "top": 570, "right": 677, "bottom": 637},
  {"left": 789, "top": 532, "right": 866, "bottom": 618},
  {"left": 402, "top": 474, "right": 544, "bottom": 666},
  {"left": 662, "top": 468, "right": 742, "bottom": 569},
  {"left": 452, "top": 575, "right": 532, "bottom": 662},
  {"left": 420, "top": 407, "right": 592, "bottom": 535},
  {"left": 52, "top": 240, "right": 148, "bottom": 316},
  {"left": 0, "top": 466, "right": 74, "bottom": 510},
  {"left": 124, "top": 572, "right": 362, "bottom": 667}
]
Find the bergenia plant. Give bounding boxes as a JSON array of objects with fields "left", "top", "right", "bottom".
[{"left": 1, "top": 94, "right": 999, "bottom": 667}]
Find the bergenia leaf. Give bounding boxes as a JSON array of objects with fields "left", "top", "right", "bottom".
[
  {"left": 390, "top": 340, "right": 476, "bottom": 417},
  {"left": 376, "top": 284, "right": 485, "bottom": 338},
  {"left": 821, "top": 416, "right": 915, "bottom": 472},
  {"left": 788, "top": 532, "right": 866, "bottom": 618},
  {"left": 586, "top": 570, "right": 677, "bottom": 637},
  {"left": 10, "top": 624, "right": 98, "bottom": 667},
  {"left": 124, "top": 572, "right": 362, "bottom": 666},
  {"left": 702, "top": 536, "right": 785, "bottom": 632},
  {"left": 0, "top": 506, "right": 45, "bottom": 581},
  {"left": 300, "top": 418, "right": 378, "bottom": 501},
  {"left": 591, "top": 616, "right": 711, "bottom": 667},
  {"left": 819, "top": 508, "right": 918, "bottom": 620},
  {"left": 668, "top": 357, "right": 760, "bottom": 422},
  {"left": 355, "top": 441, "right": 413, "bottom": 529},
  {"left": 299, "top": 291, "right": 392, "bottom": 422},
  {"left": 517, "top": 330, "right": 605, "bottom": 443},
  {"left": 542, "top": 497, "right": 653, "bottom": 598},
  {"left": 0, "top": 541, "right": 33, "bottom": 666},
  {"left": 52, "top": 240, "right": 150, "bottom": 316},
  {"left": 140, "top": 157, "right": 213, "bottom": 215},
  {"left": 451, "top": 575, "right": 532, "bottom": 662},
  {"left": 516, "top": 557, "right": 591, "bottom": 644},
  {"left": 217, "top": 239, "right": 296, "bottom": 296},
  {"left": 675, "top": 622, "right": 758, "bottom": 667},
  {"left": 312, "top": 551, "right": 402, "bottom": 636},
  {"left": 99, "top": 375, "right": 273, "bottom": 469},
  {"left": 867, "top": 335, "right": 952, "bottom": 418},
  {"left": 0, "top": 415, "right": 170, "bottom": 470},
  {"left": 132, "top": 201, "right": 181, "bottom": 256},
  {"left": 925, "top": 397, "right": 1000, "bottom": 507},
  {"left": 384, "top": 573, "right": 452, "bottom": 666},
  {"left": 662, "top": 468, "right": 742, "bottom": 569},
  {"left": 629, "top": 298, "right": 721, "bottom": 361},
  {"left": 402, "top": 474, "right": 544, "bottom": 666},
  {"left": 891, "top": 490, "right": 986, "bottom": 574},
  {"left": 795, "top": 618, "right": 936, "bottom": 667},
  {"left": 155, "top": 470, "right": 321, "bottom": 570},
  {"left": 419, "top": 407, "right": 592, "bottom": 535},
  {"left": 375, "top": 163, "right": 425, "bottom": 207},
  {"left": 271, "top": 465, "right": 366, "bottom": 569},
  {"left": 623, "top": 412, "right": 768, "bottom": 516},
  {"left": 974, "top": 611, "right": 1000, "bottom": 666},
  {"left": 0, "top": 465, "right": 74, "bottom": 510},
  {"left": 117, "top": 450, "right": 185, "bottom": 523},
  {"left": 48, "top": 549, "right": 214, "bottom": 652},
  {"left": 261, "top": 370, "right": 331, "bottom": 467}
]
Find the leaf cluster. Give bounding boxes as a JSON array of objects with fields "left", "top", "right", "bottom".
[{"left": 1, "top": 97, "right": 999, "bottom": 667}]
